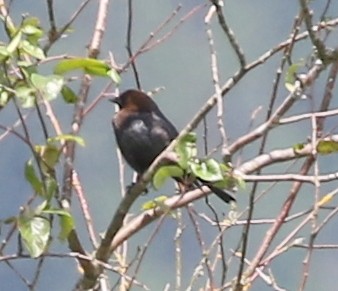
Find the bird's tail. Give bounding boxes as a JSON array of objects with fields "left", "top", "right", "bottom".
[
  {"left": 202, "top": 181, "right": 236, "bottom": 203},
  {"left": 174, "top": 177, "right": 235, "bottom": 204}
]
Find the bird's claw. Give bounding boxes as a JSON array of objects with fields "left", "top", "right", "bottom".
[{"left": 126, "top": 182, "right": 148, "bottom": 194}]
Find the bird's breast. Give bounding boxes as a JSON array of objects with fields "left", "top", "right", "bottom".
[
  {"left": 113, "top": 111, "right": 172, "bottom": 173},
  {"left": 128, "top": 119, "right": 148, "bottom": 134}
]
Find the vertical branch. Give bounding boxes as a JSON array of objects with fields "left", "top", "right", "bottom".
[
  {"left": 246, "top": 59, "right": 337, "bottom": 286},
  {"left": 205, "top": 6, "right": 228, "bottom": 156},
  {"left": 186, "top": 206, "right": 214, "bottom": 290},
  {"left": 235, "top": 13, "right": 303, "bottom": 289},
  {"left": 44, "top": 0, "right": 92, "bottom": 53},
  {"left": 30, "top": 257, "right": 45, "bottom": 289},
  {"left": 125, "top": 215, "right": 168, "bottom": 290},
  {"left": 61, "top": 75, "right": 91, "bottom": 204},
  {"left": 298, "top": 59, "right": 338, "bottom": 291},
  {"left": 62, "top": 0, "right": 109, "bottom": 203},
  {"left": 46, "top": 0, "right": 57, "bottom": 38},
  {"left": 297, "top": 115, "right": 319, "bottom": 291},
  {"left": 58, "top": 0, "right": 110, "bottom": 288},
  {"left": 210, "top": 0, "right": 246, "bottom": 68},
  {"left": 72, "top": 170, "right": 98, "bottom": 248},
  {"left": 299, "top": 0, "right": 327, "bottom": 62},
  {"left": 174, "top": 209, "right": 183, "bottom": 291},
  {"left": 126, "top": 0, "right": 141, "bottom": 89},
  {"left": 244, "top": 159, "right": 314, "bottom": 286}
]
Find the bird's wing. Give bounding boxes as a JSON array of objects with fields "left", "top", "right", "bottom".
[{"left": 151, "top": 111, "right": 178, "bottom": 142}]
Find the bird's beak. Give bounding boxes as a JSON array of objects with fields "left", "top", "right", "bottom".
[{"left": 109, "top": 96, "right": 120, "bottom": 105}]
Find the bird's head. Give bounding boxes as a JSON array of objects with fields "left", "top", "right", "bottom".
[{"left": 110, "top": 89, "right": 158, "bottom": 112}]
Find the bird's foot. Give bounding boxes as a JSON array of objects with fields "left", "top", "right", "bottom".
[{"left": 126, "top": 182, "right": 149, "bottom": 194}]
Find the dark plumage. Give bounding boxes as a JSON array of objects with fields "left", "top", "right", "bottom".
[{"left": 111, "top": 89, "right": 235, "bottom": 203}]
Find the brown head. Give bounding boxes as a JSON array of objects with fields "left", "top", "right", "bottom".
[{"left": 111, "top": 90, "right": 158, "bottom": 112}]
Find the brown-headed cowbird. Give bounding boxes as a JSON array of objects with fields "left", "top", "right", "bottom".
[{"left": 111, "top": 89, "right": 235, "bottom": 203}]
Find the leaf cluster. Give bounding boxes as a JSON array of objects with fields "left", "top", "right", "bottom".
[{"left": 152, "top": 133, "right": 244, "bottom": 193}]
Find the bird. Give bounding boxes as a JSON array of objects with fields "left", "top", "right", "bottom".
[{"left": 111, "top": 89, "right": 235, "bottom": 203}]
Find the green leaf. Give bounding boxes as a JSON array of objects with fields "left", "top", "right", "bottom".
[
  {"left": 180, "top": 132, "right": 197, "bottom": 143},
  {"left": 54, "top": 58, "right": 87, "bottom": 74},
  {"left": 318, "top": 192, "right": 334, "bottom": 206},
  {"left": 0, "top": 90, "right": 9, "bottom": 107},
  {"left": 0, "top": 45, "right": 9, "bottom": 57},
  {"left": 17, "top": 60, "right": 33, "bottom": 67},
  {"left": 58, "top": 213, "right": 74, "bottom": 240},
  {"left": 35, "top": 200, "right": 48, "bottom": 215},
  {"left": 317, "top": 140, "right": 338, "bottom": 155},
  {"left": 190, "top": 158, "right": 223, "bottom": 182},
  {"left": 175, "top": 132, "right": 197, "bottom": 169},
  {"left": 18, "top": 213, "right": 50, "bottom": 258},
  {"left": 39, "top": 207, "right": 74, "bottom": 241},
  {"left": 45, "top": 177, "right": 57, "bottom": 201},
  {"left": 31, "top": 73, "right": 64, "bottom": 101},
  {"left": 54, "top": 58, "right": 111, "bottom": 77},
  {"left": 153, "top": 165, "right": 184, "bottom": 189},
  {"left": 2, "top": 19, "right": 16, "bottom": 36},
  {"left": 236, "top": 176, "right": 246, "bottom": 189},
  {"left": 42, "top": 208, "right": 71, "bottom": 216},
  {"left": 7, "top": 31, "right": 22, "bottom": 53},
  {"left": 22, "top": 16, "right": 41, "bottom": 28},
  {"left": 15, "top": 85, "right": 36, "bottom": 108},
  {"left": 35, "top": 143, "right": 60, "bottom": 175},
  {"left": 24, "top": 159, "right": 44, "bottom": 195},
  {"left": 293, "top": 143, "right": 305, "bottom": 153},
  {"left": 20, "top": 64, "right": 38, "bottom": 79},
  {"left": 84, "top": 64, "right": 108, "bottom": 76},
  {"left": 48, "top": 134, "right": 85, "bottom": 147},
  {"left": 21, "top": 24, "right": 43, "bottom": 36},
  {"left": 142, "top": 195, "right": 168, "bottom": 210},
  {"left": 220, "top": 163, "right": 231, "bottom": 172},
  {"left": 212, "top": 166, "right": 244, "bottom": 191},
  {"left": 26, "top": 32, "right": 44, "bottom": 47},
  {"left": 61, "top": 85, "right": 78, "bottom": 103},
  {"left": 20, "top": 39, "right": 45, "bottom": 59},
  {"left": 212, "top": 176, "right": 236, "bottom": 190},
  {"left": 212, "top": 179, "right": 229, "bottom": 189},
  {"left": 107, "top": 68, "right": 121, "bottom": 84},
  {"left": 285, "top": 62, "right": 303, "bottom": 92}
]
